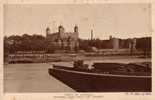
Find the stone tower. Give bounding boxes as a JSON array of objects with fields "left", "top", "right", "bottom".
[
  {"left": 74, "top": 25, "right": 78, "bottom": 33},
  {"left": 58, "top": 25, "right": 65, "bottom": 37},
  {"left": 46, "top": 27, "right": 51, "bottom": 37},
  {"left": 111, "top": 37, "right": 119, "bottom": 50}
]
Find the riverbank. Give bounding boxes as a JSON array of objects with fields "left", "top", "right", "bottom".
[{"left": 5, "top": 52, "right": 150, "bottom": 64}]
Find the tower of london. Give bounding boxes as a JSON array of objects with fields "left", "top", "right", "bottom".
[{"left": 46, "top": 25, "right": 79, "bottom": 51}]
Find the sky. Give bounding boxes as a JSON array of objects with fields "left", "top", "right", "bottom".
[{"left": 4, "top": 4, "right": 152, "bottom": 39}]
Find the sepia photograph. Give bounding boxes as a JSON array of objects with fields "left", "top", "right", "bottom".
[{"left": 3, "top": 3, "right": 152, "bottom": 93}]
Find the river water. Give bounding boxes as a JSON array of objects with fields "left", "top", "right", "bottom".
[
  {"left": 4, "top": 57, "right": 151, "bottom": 92},
  {"left": 4, "top": 63, "right": 75, "bottom": 92}
]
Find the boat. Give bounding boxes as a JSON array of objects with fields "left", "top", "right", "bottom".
[{"left": 48, "top": 60, "right": 151, "bottom": 92}]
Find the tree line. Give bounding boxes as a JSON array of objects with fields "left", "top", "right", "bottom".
[{"left": 4, "top": 34, "right": 151, "bottom": 55}]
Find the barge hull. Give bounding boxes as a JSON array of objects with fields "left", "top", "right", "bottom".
[{"left": 48, "top": 68, "right": 151, "bottom": 92}]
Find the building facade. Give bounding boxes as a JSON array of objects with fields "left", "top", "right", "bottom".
[{"left": 46, "top": 25, "right": 79, "bottom": 51}]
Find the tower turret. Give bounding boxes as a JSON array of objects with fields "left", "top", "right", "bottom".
[
  {"left": 46, "top": 27, "right": 51, "bottom": 37},
  {"left": 74, "top": 25, "right": 78, "bottom": 33},
  {"left": 58, "top": 25, "right": 65, "bottom": 37}
]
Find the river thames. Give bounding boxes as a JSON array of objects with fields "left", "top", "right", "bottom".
[{"left": 4, "top": 56, "right": 151, "bottom": 92}]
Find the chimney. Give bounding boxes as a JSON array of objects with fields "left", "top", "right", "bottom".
[{"left": 91, "top": 29, "right": 93, "bottom": 40}]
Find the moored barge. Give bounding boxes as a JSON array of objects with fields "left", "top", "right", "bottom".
[{"left": 48, "top": 60, "right": 151, "bottom": 92}]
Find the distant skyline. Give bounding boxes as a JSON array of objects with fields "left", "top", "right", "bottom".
[{"left": 4, "top": 4, "right": 152, "bottom": 39}]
